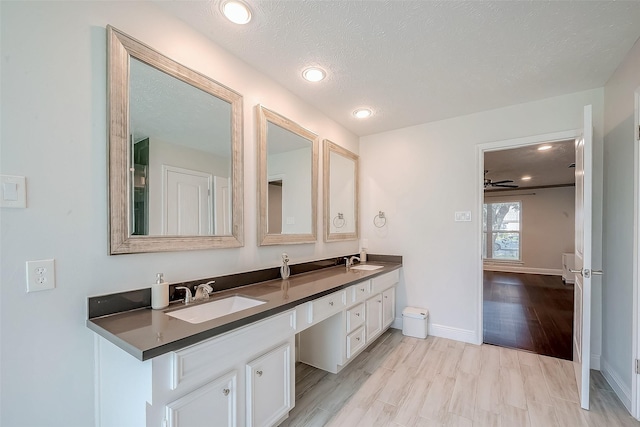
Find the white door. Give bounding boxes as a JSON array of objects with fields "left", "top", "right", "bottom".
[
  {"left": 165, "top": 371, "right": 237, "bottom": 427},
  {"left": 365, "top": 296, "right": 382, "bottom": 342},
  {"left": 163, "top": 166, "right": 212, "bottom": 235},
  {"left": 245, "top": 342, "right": 292, "bottom": 427},
  {"left": 214, "top": 176, "right": 231, "bottom": 235},
  {"left": 574, "top": 104, "right": 596, "bottom": 410}
]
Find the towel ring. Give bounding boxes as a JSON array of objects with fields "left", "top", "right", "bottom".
[
  {"left": 373, "top": 211, "right": 386, "bottom": 228},
  {"left": 333, "top": 213, "right": 346, "bottom": 229}
]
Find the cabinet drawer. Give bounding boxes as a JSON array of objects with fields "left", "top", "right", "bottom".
[
  {"left": 346, "top": 303, "right": 365, "bottom": 333},
  {"left": 372, "top": 270, "right": 399, "bottom": 294},
  {"left": 346, "top": 327, "right": 366, "bottom": 359},
  {"left": 350, "top": 280, "right": 371, "bottom": 304},
  {"left": 172, "top": 310, "right": 295, "bottom": 391},
  {"left": 308, "top": 290, "right": 346, "bottom": 324}
]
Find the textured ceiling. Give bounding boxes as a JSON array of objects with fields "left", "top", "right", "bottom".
[
  {"left": 154, "top": 0, "right": 640, "bottom": 137},
  {"left": 484, "top": 139, "right": 575, "bottom": 190}
]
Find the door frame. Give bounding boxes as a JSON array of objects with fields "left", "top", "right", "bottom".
[
  {"left": 632, "top": 87, "right": 640, "bottom": 419},
  {"left": 476, "top": 129, "right": 582, "bottom": 345}
]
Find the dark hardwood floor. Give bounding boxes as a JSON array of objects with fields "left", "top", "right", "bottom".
[{"left": 483, "top": 270, "right": 574, "bottom": 360}]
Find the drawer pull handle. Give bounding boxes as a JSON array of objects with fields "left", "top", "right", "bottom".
[
  {"left": 256, "top": 370, "right": 263, "bottom": 377},
  {"left": 378, "top": 300, "right": 382, "bottom": 303},
  {"left": 360, "top": 288, "right": 365, "bottom": 292},
  {"left": 355, "top": 312, "right": 360, "bottom": 317},
  {"left": 384, "top": 296, "right": 388, "bottom": 299},
  {"left": 356, "top": 337, "right": 361, "bottom": 341},
  {"left": 329, "top": 301, "right": 334, "bottom": 306},
  {"left": 222, "top": 388, "right": 230, "bottom": 396}
]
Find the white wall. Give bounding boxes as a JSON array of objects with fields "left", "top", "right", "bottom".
[
  {"left": 267, "top": 147, "right": 313, "bottom": 234},
  {"left": 148, "top": 138, "right": 230, "bottom": 235},
  {"left": 360, "top": 88, "right": 604, "bottom": 348},
  {"left": 602, "top": 37, "right": 640, "bottom": 409},
  {"left": 483, "top": 187, "right": 575, "bottom": 274},
  {"left": 0, "top": 2, "right": 358, "bottom": 426}
]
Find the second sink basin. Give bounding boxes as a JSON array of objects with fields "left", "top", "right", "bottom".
[
  {"left": 350, "top": 264, "right": 384, "bottom": 271},
  {"left": 166, "top": 295, "right": 267, "bottom": 324}
]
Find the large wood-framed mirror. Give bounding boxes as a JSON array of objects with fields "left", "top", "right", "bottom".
[
  {"left": 107, "top": 26, "right": 244, "bottom": 254},
  {"left": 323, "top": 140, "right": 359, "bottom": 242},
  {"left": 256, "top": 105, "right": 318, "bottom": 246}
]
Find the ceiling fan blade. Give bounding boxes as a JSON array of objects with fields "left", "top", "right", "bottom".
[
  {"left": 494, "top": 184, "right": 519, "bottom": 188},
  {"left": 491, "top": 180, "right": 514, "bottom": 185}
]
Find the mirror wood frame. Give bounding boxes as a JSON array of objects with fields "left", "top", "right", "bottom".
[
  {"left": 323, "top": 140, "right": 360, "bottom": 242},
  {"left": 256, "top": 105, "right": 319, "bottom": 246},
  {"left": 107, "top": 26, "right": 244, "bottom": 254}
]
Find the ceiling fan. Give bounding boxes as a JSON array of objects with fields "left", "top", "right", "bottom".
[{"left": 484, "top": 170, "right": 519, "bottom": 189}]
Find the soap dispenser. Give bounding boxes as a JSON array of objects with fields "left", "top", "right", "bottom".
[
  {"left": 280, "top": 253, "right": 290, "bottom": 280},
  {"left": 151, "top": 273, "right": 169, "bottom": 310}
]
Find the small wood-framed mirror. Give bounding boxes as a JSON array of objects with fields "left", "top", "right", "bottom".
[
  {"left": 323, "top": 140, "right": 359, "bottom": 242},
  {"left": 256, "top": 105, "right": 318, "bottom": 245},
  {"left": 107, "top": 26, "right": 244, "bottom": 254}
]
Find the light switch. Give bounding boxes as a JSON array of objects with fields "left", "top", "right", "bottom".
[
  {"left": 3, "top": 182, "right": 17, "bottom": 200},
  {"left": 0, "top": 175, "right": 26, "bottom": 208},
  {"left": 454, "top": 211, "right": 472, "bottom": 222}
]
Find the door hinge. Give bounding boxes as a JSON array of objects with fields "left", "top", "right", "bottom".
[{"left": 636, "top": 359, "right": 640, "bottom": 374}]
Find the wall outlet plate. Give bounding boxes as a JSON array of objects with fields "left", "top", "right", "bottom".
[{"left": 26, "top": 259, "right": 55, "bottom": 292}]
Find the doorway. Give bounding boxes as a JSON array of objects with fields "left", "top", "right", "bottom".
[{"left": 478, "top": 131, "right": 580, "bottom": 361}]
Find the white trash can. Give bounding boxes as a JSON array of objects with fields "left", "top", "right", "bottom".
[{"left": 402, "top": 307, "right": 429, "bottom": 339}]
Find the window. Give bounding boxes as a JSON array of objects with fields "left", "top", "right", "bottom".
[{"left": 483, "top": 201, "right": 521, "bottom": 261}]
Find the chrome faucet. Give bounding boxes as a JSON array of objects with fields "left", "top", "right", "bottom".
[
  {"left": 195, "top": 281, "right": 215, "bottom": 301},
  {"left": 345, "top": 256, "right": 361, "bottom": 269},
  {"left": 175, "top": 286, "right": 194, "bottom": 304}
]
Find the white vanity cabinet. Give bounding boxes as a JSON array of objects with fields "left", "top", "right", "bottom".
[
  {"left": 246, "top": 342, "right": 292, "bottom": 427},
  {"left": 165, "top": 370, "right": 237, "bottom": 427},
  {"left": 298, "top": 270, "right": 399, "bottom": 373},
  {"left": 365, "top": 295, "right": 383, "bottom": 341},
  {"left": 95, "top": 310, "right": 296, "bottom": 427},
  {"left": 382, "top": 287, "right": 395, "bottom": 329}
]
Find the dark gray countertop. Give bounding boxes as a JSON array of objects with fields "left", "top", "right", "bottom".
[{"left": 87, "top": 262, "right": 402, "bottom": 361}]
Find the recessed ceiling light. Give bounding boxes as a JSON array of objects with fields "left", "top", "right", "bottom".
[
  {"left": 353, "top": 108, "right": 373, "bottom": 119},
  {"left": 221, "top": 0, "right": 252, "bottom": 24},
  {"left": 537, "top": 145, "right": 552, "bottom": 151},
  {"left": 521, "top": 176, "right": 532, "bottom": 181},
  {"left": 302, "top": 67, "right": 326, "bottom": 82}
]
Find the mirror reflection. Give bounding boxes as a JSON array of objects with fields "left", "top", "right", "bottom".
[
  {"left": 130, "top": 58, "right": 232, "bottom": 236},
  {"left": 108, "top": 26, "right": 243, "bottom": 254},
  {"left": 257, "top": 105, "right": 318, "bottom": 245},
  {"left": 324, "top": 140, "right": 359, "bottom": 242}
]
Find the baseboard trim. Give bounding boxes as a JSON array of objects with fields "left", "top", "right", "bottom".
[
  {"left": 391, "top": 317, "right": 402, "bottom": 330},
  {"left": 602, "top": 358, "right": 632, "bottom": 412},
  {"left": 483, "top": 265, "right": 563, "bottom": 276},
  {"left": 591, "top": 354, "right": 601, "bottom": 370},
  {"left": 429, "top": 323, "right": 477, "bottom": 344}
]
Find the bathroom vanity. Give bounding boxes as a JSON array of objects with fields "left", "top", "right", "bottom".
[{"left": 89, "top": 263, "right": 401, "bottom": 427}]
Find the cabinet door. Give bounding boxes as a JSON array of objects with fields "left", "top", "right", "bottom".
[
  {"left": 365, "top": 295, "right": 382, "bottom": 342},
  {"left": 246, "top": 342, "right": 292, "bottom": 427},
  {"left": 382, "top": 287, "right": 395, "bottom": 328},
  {"left": 165, "top": 370, "right": 237, "bottom": 427}
]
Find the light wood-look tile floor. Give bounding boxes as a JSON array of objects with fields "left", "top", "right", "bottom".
[{"left": 280, "top": 329, "right": 640, "bottom": 427}]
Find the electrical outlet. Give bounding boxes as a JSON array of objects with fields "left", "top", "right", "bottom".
[{"left": 26, "top": 259, "right": 55, "bottom": 292}]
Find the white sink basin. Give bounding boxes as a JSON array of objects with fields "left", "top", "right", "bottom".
[
  {"left": 350, "top": 264, "right": 384, "bottom": 271},
  {"left": 166, "top": 295, "right": 266, "bottom": 324}
]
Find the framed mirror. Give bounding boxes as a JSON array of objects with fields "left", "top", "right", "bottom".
[
  {"left": 324, "top": 140, "right": 359, "bottom": 242},
  {"left": 107, "top": 26, "right": 244, "bottom": 254},
  {"left": 256, "top": 105, "right": 318, "bottom": 245}
]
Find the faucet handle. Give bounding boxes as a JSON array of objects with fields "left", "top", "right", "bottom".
[
  {"left": 175, "top": 286, "right": 193, "bottom": 304},
  {"left": 196, "top": 283, "right": 214, "bottom": 298}
]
